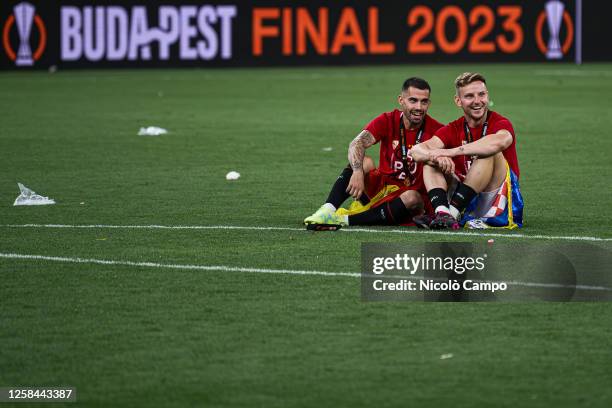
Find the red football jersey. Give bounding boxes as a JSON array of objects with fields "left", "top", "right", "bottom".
[
  {"left": 435, "top": 111, "right": 520, "bottom": 180},
  {"left": 365, "top": 109, "right": 444, "bottom": 190}
]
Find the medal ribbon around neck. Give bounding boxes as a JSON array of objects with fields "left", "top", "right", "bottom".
[
  {"left": 463, "top": 111, "right": 491, "bottom": 162},
  {"left": 399, "top": 114, "right": 425, "bottom": 185},
  {"left": 463, "top": 110, "right": 491, "bottom": 143}
]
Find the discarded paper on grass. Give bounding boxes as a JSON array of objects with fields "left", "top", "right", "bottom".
[{"left": 14, "top": 183, "right": 55, "bottom": 206}]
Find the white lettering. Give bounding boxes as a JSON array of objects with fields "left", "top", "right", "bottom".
[
  {"left": 475, "top": 257, "right": 486, "bottom": 270},
  {"left": 83, "top": 7, "right": 105, "bottom": 61},
  {"left": 373, "top": 280, "right": 416, "bottom": 291},
  {"left": 463, "top": 280, "right": 507, "bottom": 292},
  {"left": 107, "top": 6, "right": 128, "bottom": 60},
  {"left": 197, "top": 6, "right": 218, "bottom": 60},
  {"left": 61, "top": 7, "right": 82, "bottom": 60},
  {"left": 420, "top": 279, "right": 462, "bottom": 291},
  {"left": 128, "top": 6, "right": 151, "bottom": 60},
  {"left": 408, "top": 256, "right": 420, "bottom": 275},
  {"left": 217, "top": 5, "right": 236, "bottom": 59},
  {"left": 179, "top": 6, "right": 198, "bottom": 60},
  {"left": 60, "top": 5, "right": 236, "bottom": 62},
  {"left": 372, "top": 257, "right": 385, "bottom": 275},
  {"left": 158, "top": 6, "right": 180, "bottom": 60}
]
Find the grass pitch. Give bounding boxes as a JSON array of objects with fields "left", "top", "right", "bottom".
[{"left": 1, "top": 64, "right": 611, "bottom": 407}]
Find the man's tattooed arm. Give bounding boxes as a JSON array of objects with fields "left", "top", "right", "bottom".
[{"left": 348, "top": 130, "right": 376, "bottom": 171}]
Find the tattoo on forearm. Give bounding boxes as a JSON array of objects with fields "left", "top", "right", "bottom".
[
  {"left": 348, "top": 131, "right": 375, "bottom": 171},
  {"left": 349, "top": 141, "right": 364, "bottom": 170}
]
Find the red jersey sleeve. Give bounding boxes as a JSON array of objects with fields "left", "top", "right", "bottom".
[
  {"left": 364, "top": 113, "right": 389, "bottom": 142},
  {"left": 490, "top": 118, "right": 515, "bottom": 139},
  {"left": 434, "top": 124, "right": 455, "bottom": 148},
  {"left": 431, "top": 122, "right": 444, "bottom": 134},
  {"left": 421, "top": 118, "right": 444, "bottom": 142}
]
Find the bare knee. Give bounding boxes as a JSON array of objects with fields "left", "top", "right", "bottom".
[
  {"left": 363, "top": 156, "right": 375, "bottom": 174},
  {"left": 486, "top": 152, "right": 508, "bottom": 191},
  {"left": 464, "top": 155, "right": 495, "bottom": 192},
  {"left": 469, "top": 155, "right": 495, "bottom": 171},
  {"left": 465, "top": 152, "right": 506, "bottom": 193},
  {"left": 399, "top": 190, "right": 424, "bottom": 211}
]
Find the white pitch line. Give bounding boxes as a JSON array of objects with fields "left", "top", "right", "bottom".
[
  {"left": 0, "top": 252, "right": 610, "bottom": 292},
  {"left": 0, "top": 252, "right": 358, "bottom": 278},
  {"left": 2, "top": 224, "right": 611, "bottom": 242}
]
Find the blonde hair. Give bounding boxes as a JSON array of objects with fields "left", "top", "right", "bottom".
[{"left": 454, "top": 72, "right": 487, "bottom": 94}]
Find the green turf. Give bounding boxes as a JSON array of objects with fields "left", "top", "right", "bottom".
[{"left": 1, "top": 64, "right": 611, "bottom": 407}]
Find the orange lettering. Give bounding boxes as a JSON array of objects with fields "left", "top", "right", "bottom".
[
  {"left": 368, "top": 7, "right": 395, "bottom": 54},
  {"left": 252, "top": 8, "right": 280, "bottom": 56},
  {"left": 282, "top": 8, "right": 292, "bottom": 55},
  {"left": 435, "top": 6, "right": 467, "bottom": 54},
  {"left": 497, "top": 6, "right": 523, "bottom": 54},
  {"left": 296, "top": 8, "right": 329, "bottom": 55},
  {"left": 469, "top": 6, "right": 495, "bottom": 53},
  {"left": 330, "top": 8, "right": 366, "bottom": 55},
  {"left": 407, "top": 6, "right": 435, "bottom": 53}
]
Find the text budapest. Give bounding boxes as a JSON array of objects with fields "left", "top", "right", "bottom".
[{"left": 61, "top": 5, "right": 237, "bottom": 61}]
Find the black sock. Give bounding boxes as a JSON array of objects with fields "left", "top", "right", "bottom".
[
  {"left": 450, "top": 183, "right": 478, "bottom": 214},
  {"left": 325, "top": 166, "right": 353, "bottom": 208},
  {"left": 325, "top": 166, "right": 370, "bottom": 208},
  {"left": 428, "top": 188, "right": 449, "bottom": 212},
  {"left": 358, "top": 192, "right": 370, "bottom": 205},
  {"left": 348, "top": 197, "right": 411, "bottom": 225}
]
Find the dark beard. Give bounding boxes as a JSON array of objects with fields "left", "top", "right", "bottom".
[
  {"left": 408, "top": 114, "right": 424, "bottom": 129},
  {"left": 410, "top": 119, "right": 423, "bottom": 128}
]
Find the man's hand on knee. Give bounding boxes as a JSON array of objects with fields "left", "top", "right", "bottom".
[
  {"left": 434, "top": 156, "right": 455, "bottom": 176},
  {"left": 346, "top": 170, "right": 365, "bottom": 199}
]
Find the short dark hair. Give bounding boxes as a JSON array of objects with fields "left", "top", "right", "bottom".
[{"left": 402, "top": 77, "right": 431, "bottom": 93}]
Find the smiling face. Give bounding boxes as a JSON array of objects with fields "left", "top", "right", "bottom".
[
  {"left": 398, "top": 86, "right": 431, "bottom": 128},
  {"left": 455, "top": 80, "right": 489, "bottom": 125}
]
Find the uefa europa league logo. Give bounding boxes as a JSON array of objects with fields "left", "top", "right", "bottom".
[
  {"left": 545, "top": 0, "right": 565, "bottom": 59},
  {"left": 14, "top": 2, "right": 35, "bottom": 66}
]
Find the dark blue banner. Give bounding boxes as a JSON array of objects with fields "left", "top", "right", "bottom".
[{"left": 1, "top": 0, "right": 608, "bottom": 70}]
